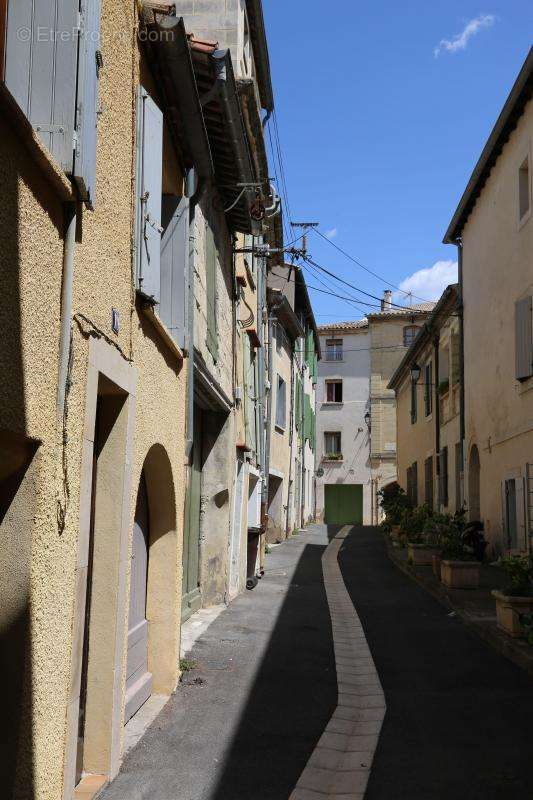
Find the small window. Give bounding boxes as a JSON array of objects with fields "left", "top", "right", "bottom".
[
  {"left": 325, "top": 380, "right": 343, "bottom": 403},
  {"left": 424, "top": 362, "right": 433, "bottom": 417},
  {"left": 326, "top": 339, "right": 343, "bottom": 361},
  {"left": 324, "top": 432, "right": 342, "bottom": 458},
  {"left": 403, "top": 326, "right": 420, "bottom": 347},
  {"left": 275, "top": 375, "right": 286, "bottom": 429},
  {"left": 519, "top": 156, "right": 530, "bottom": 221}
]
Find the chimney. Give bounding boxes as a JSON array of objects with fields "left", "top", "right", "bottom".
[{"left": 381, "top": 290, "right": 393, "bottom": 311}]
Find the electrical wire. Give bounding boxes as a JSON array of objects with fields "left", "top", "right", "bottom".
[{"left": 311, "top": 227, "right": 434, "bottom": 304}]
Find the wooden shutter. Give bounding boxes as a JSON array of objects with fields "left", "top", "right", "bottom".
[
  {"left": 425, "top": 456, "right": 433, "bottom": 511},
  {"left": 412, "top": 462, "right": 418, "bottom": 506},
  {"left": 439, "top": 447, "right": 448, "bottom": 507},
  {"left": 515, "top": 296, "right": 533, "bottom": 380},
  {"left": 137, "top": 88, "right": 163, "bottom": 303},
  {"left": 205, "top": 223, "right": 218, "bottom": 361},
  {"left": 4, "top": 0, "right": 78, "bottom": 171},
  {"left": 73, "top": 0, "right": 101, "bottom": 207},
  {"left": 411, "top": 380, "right": 417, "bottom": 423},
  {"left": 516, "top": 476, "right": 527, "bottom": 551},
  {"left": 160, "top": 195, "right": 189, "bottom": 349}
]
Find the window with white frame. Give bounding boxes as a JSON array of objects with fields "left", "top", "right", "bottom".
[
  {"left": 325, "top": 338, "right": 343, "bottom": 361},
  {"left": 324, "top": 432, "right": 342, "bottom": 458},
  {"left": 325, "top": 380, "right": 343, "bottom": 403}
]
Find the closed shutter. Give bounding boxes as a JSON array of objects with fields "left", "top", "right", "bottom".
[
  {"left": 206, "top": 224, "right": 218, "bottom": 361},
  {"left": 295, "top": 374, "right": 302, "bottom": 431},
  {"left": 73, "top": 0, "right": 102, "bottom": 208},
  {"left": 515, "top": 296, "right": 533, "bottom": 381},
  {"left": 424, "top": 456, "right": 433, "bottom": 511},
  {"left": 411, "top": 379, "right": 417, "bottom": 423},
  {"left": 136, "top": 88, "right": 163, "bottom": 303},
  {"left": 412, "top": 461, "right": 418, "bottom": 506},
  {"left": 304, "top": 393, "right": 312, "bottom": 443},
  {"left": 516, "top": 476, "right": 527, "bottom": 551},
  {"left": 160, "top": 195, "right": 189, "bottom": 349},
  {"left": 439, "top": 447, "right": 448, "bottom": 507},
  {"left": 4, "top": 0, "right": 78, "bottom": 171}
]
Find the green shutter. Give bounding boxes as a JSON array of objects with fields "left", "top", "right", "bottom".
[
  {"left": 304, "top": 393, "right": 312, "bottom": 443},
  {"left": 206, "top": 224, "right": 218, "bottom": 361}
]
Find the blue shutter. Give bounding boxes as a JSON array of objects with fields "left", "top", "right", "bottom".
[
  {"left": 4, "top": 0, "right": 78, "bottom": 171},
  {"left": 137, "top": 88, "right": 163, "bottom": 304},
  {"left": 160, "top": 195, "right": 189, "bottom": 349},
  {"left": 73, "top": 0, "right": 101, "bottom": 208}
]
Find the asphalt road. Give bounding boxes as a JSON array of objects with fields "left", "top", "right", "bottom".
[{"left": 338, "top": 526, "right": 533, "bottom": 800}]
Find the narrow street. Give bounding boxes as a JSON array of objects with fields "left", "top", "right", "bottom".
[{"left": 101, "top": 526, "right": 533, "bottom": 800}]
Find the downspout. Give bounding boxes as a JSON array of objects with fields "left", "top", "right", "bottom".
[
  {"left": 434, "top": 335, "right": 440, "bottom": 509},
  {"left": 57, "top": 202, "right": 77, "bottom": 427},
  {"left": 257, "top": 251, "right": 267, "bottom": 573},
  {"left": 456, "top": 238, "right": 466, "bottom": 507}
]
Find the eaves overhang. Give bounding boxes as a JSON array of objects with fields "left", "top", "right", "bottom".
[
  {"left": 189, "top": 42, "right": 256, "bottom": 234},
  {"left": 245, "top": 0, "right": 274, "bottom": 113},
  {"left": 388, "top": 284, "right": 458, "bottom": 391},
  {"left": 139, "top": 12, "right": 214, "bottom": 181},
  {"left": 268, "top": 289, "right": 304, "bottom": 341},
  {"left": 237, "top": 78, "right": 269, "bottom": 189},
  {"left": 444, "top": 47, "right": 533, "bottom": 244}
]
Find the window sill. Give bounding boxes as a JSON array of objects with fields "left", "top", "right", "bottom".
[
  {"left": 517, "top": 375, "right": 533, "bottom": 395},
  {"left": 325, "top": 359, "right": 344, "bottom": 363},
  {"left": 323, "top": 401, "right": 343, "bottom": 407},
  {"left": 139, "top": 297, "right": 184, "bottom": 364},
  {"left": 274, "top": 424, "right": 286, "bottom": 434},
  {"left": 0, "top": 83, "right": 75, "bottom": 203}
]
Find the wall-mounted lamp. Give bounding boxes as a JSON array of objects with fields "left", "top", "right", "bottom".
[{"left": 410, "top": 362, "right": 421, "bottom": 383}]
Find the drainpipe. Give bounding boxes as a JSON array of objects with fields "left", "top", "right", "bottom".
[
  {"left": 299, "top": 346, "right": 305, "bottom": 529},
  {"left": 434, "top": 335, "right": 440, "bottom": 509},
  {"left": 256, "top": 251, "right": 267, "bottom": 573},
  {"left": 57, "top": 202, "right": 77, "bottom": 428},
  {"left": 185, "top": 172, "right": 202, "bottom": 461},
  {"left": 456, "top": 238, "right": 466, "bottom": 507}
]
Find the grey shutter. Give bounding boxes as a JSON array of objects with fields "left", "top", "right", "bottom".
[
  {"left": 73, "top": 0, "right": 101, "bottom": 208},
  {"left": 412, "top": 462, "right": 418, "bottom": 506},
  {"left": 137, "top": 88, "right": 163, "bottom": 304},
  {"left": 205, "top": 224, "right": 218, "bottom": 360},
  {"left": 515, "top": 296, "right": 533, "bottom": 380},
  {"left": 4, "top": 0, "right": 78, "bottom": 171},
  {"left": 160, "top": 195, "right": 189, "bottom": 349}
]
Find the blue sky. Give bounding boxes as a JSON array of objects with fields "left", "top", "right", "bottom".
[{"left": 263, "top": 2, "right": 533, "bottom": 321}]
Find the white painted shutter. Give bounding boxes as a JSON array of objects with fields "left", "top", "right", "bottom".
[
  {"left": 137, "top": 89, "right": 163, "bottom": 304},
  {"left": 4, "top": 0, "right": 78, "bottom": 171},
  {"left": 73, "top": 0, "right": 102, "bottom": 208},
  {"left": 160, "top": 195, "right": 189, "bottom": 348},
  {"left": 515, "top": 296, "right": 533, "bottom": 380}
]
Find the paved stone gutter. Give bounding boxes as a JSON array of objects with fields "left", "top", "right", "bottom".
[
  {"left": 387, "top": 539, "right": 533, "bottom": 679},
  {"left": 290, "top": 526, "right": 386, "bottom": 800}
]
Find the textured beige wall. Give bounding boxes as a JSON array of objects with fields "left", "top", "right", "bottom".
[
  {"left": 461, "top": 99, "right": 533, "bottom": 549},
  {"left": 0, "top": 1, "right": 187, "bottom": 796}
]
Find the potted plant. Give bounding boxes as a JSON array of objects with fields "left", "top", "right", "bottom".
[
  {"left": 440, "top": 522, "right": 481, "bottom": 589},
  {"left": 492, "top": 556, "right": 533, "bottom": 638},
  {"left": 405, "top": 506, "right": 440, "bottom": 566},
  {"left": 378, "top": 484, "right": 411, "bottom": 543}
]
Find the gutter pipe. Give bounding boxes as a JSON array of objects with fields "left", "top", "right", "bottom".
[{"left": 57, "top": 202, "right": 77, "bottom": 427}]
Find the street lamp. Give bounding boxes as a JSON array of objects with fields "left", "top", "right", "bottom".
[{"left": 410, "top": 363, "right": 421, "bottom": 384}]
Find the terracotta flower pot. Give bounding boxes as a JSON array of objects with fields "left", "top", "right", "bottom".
[
  {"left": 441, "top": 560, "right": 480, "bottom": 589},
  {"left": 492, "top": 590, "right": 533, "bottom": 638},
  {"left": 407, "top": 543, "right": 441, "bottom": 567},
  {"left": 432, "top": 553, "right": 442, "bottom": 580}
]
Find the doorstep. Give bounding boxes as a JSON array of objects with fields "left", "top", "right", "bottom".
[
  {"left": 386, "top": 540, "right": 533, "bottom": 679},
  {"left": 74, "top": 775, "right": 108, "bottom": 800}
]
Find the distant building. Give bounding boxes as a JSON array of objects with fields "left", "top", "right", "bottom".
[{"left": 316, "top": 321, "right": 372, "bottom": 525}]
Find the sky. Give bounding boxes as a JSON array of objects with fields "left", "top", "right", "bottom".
[{"left": 262, "top": 1, "right": 533, "bottom": 322}]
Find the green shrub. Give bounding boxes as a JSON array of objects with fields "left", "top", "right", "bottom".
[{"left": 500, "top": 555, "right": 533, "bottom": 597}]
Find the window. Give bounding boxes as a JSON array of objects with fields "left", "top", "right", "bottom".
[
  {"left": 455, "top": 442, "right": 463, "bottom": 512},
  {"left": 3, "top": 0, "right": 101, "bottom": 206},
  {"left": 410, "top": 377, "right": 417, "bottom": 424},
  {"left": 439, "top": 345, "right": 450, "bottom": 395},
  {"left": 403, "top": 326, "right": 420, "bottom": 347},
  {"left": 451, "top": 332, "right": 460, "bottom": 385},
  {"left": 325, "top": 380, "right": 343, "bottom": 403},
  {"left": 424, "top": 456, "right": 434, "bottom": 512},
  {"left": 424, "top": 362, "right": 433, "bottom": 416},
  {"left": 275, "top": 375, "right": 286, "bottom": 430},
  {"left": 438, "top": 447, "right": 448, "bottom": 507},
  {"left": 515, "top": 296, "right": 533, "bottom": 381},
  {"left": 326, "top": 339, "right": 343, "bottom": 361},
  {"left": 519, "top": 156, "right": 530, "bottom": 222},
  {"left": 324, "top": 432, "right": 342, "bottom": 459}
]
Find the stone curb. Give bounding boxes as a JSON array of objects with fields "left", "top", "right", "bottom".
[{"left": 386, "top": 539, "right": 533, "bottom": 680}]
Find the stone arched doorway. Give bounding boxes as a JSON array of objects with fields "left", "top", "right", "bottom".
[
  {"left": 127, "top": 444, "right": 179, "bottom": 722},
  {"left": 468, "top": 445, "right": 481, "bottom": 522}
]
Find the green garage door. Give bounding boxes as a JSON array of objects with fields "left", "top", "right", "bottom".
[{"left": 324, "top": 484, "right": 363, "bottom": 524}]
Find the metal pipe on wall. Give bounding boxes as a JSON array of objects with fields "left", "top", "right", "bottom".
[{"left": 57, "top": 202, "right": 77, "bottom": 427}]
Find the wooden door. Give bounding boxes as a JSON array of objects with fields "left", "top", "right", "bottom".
[
  {"left": 182, "top": 407, "right": 202, "bottom": 620},
  {"left": 325, "top": 484, "right": 363, "bottom": 525},
  {"left": 124, "top": 472, "right": 152, "bottom": 723}
]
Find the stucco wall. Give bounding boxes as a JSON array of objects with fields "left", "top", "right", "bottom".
[
  {"left": 316, "top": 329, "right": 372, "bottom": 524},
  {"left": 461, "top": 99, "right": 533, "bottom": 550},
  {"left": 0, "top": 2, "right": 187, "bottom": 796}
]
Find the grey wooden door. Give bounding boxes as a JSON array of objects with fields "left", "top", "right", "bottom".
[
  {"left": 124, "top": 472, "right": 152, "bottom": 723},
  {"left": 182, "top": 407, "right": 202, "bottom": 620}
]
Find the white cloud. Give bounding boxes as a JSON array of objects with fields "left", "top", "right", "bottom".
[
  {"left": 324, "top": 227, "right": 338, "bottom": 239},
  {"left": 434, "top": 14, "right": 495, "bottom": 58},
  {"left": 396, "top": 260, "right": 458, "bottom": 303}
]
